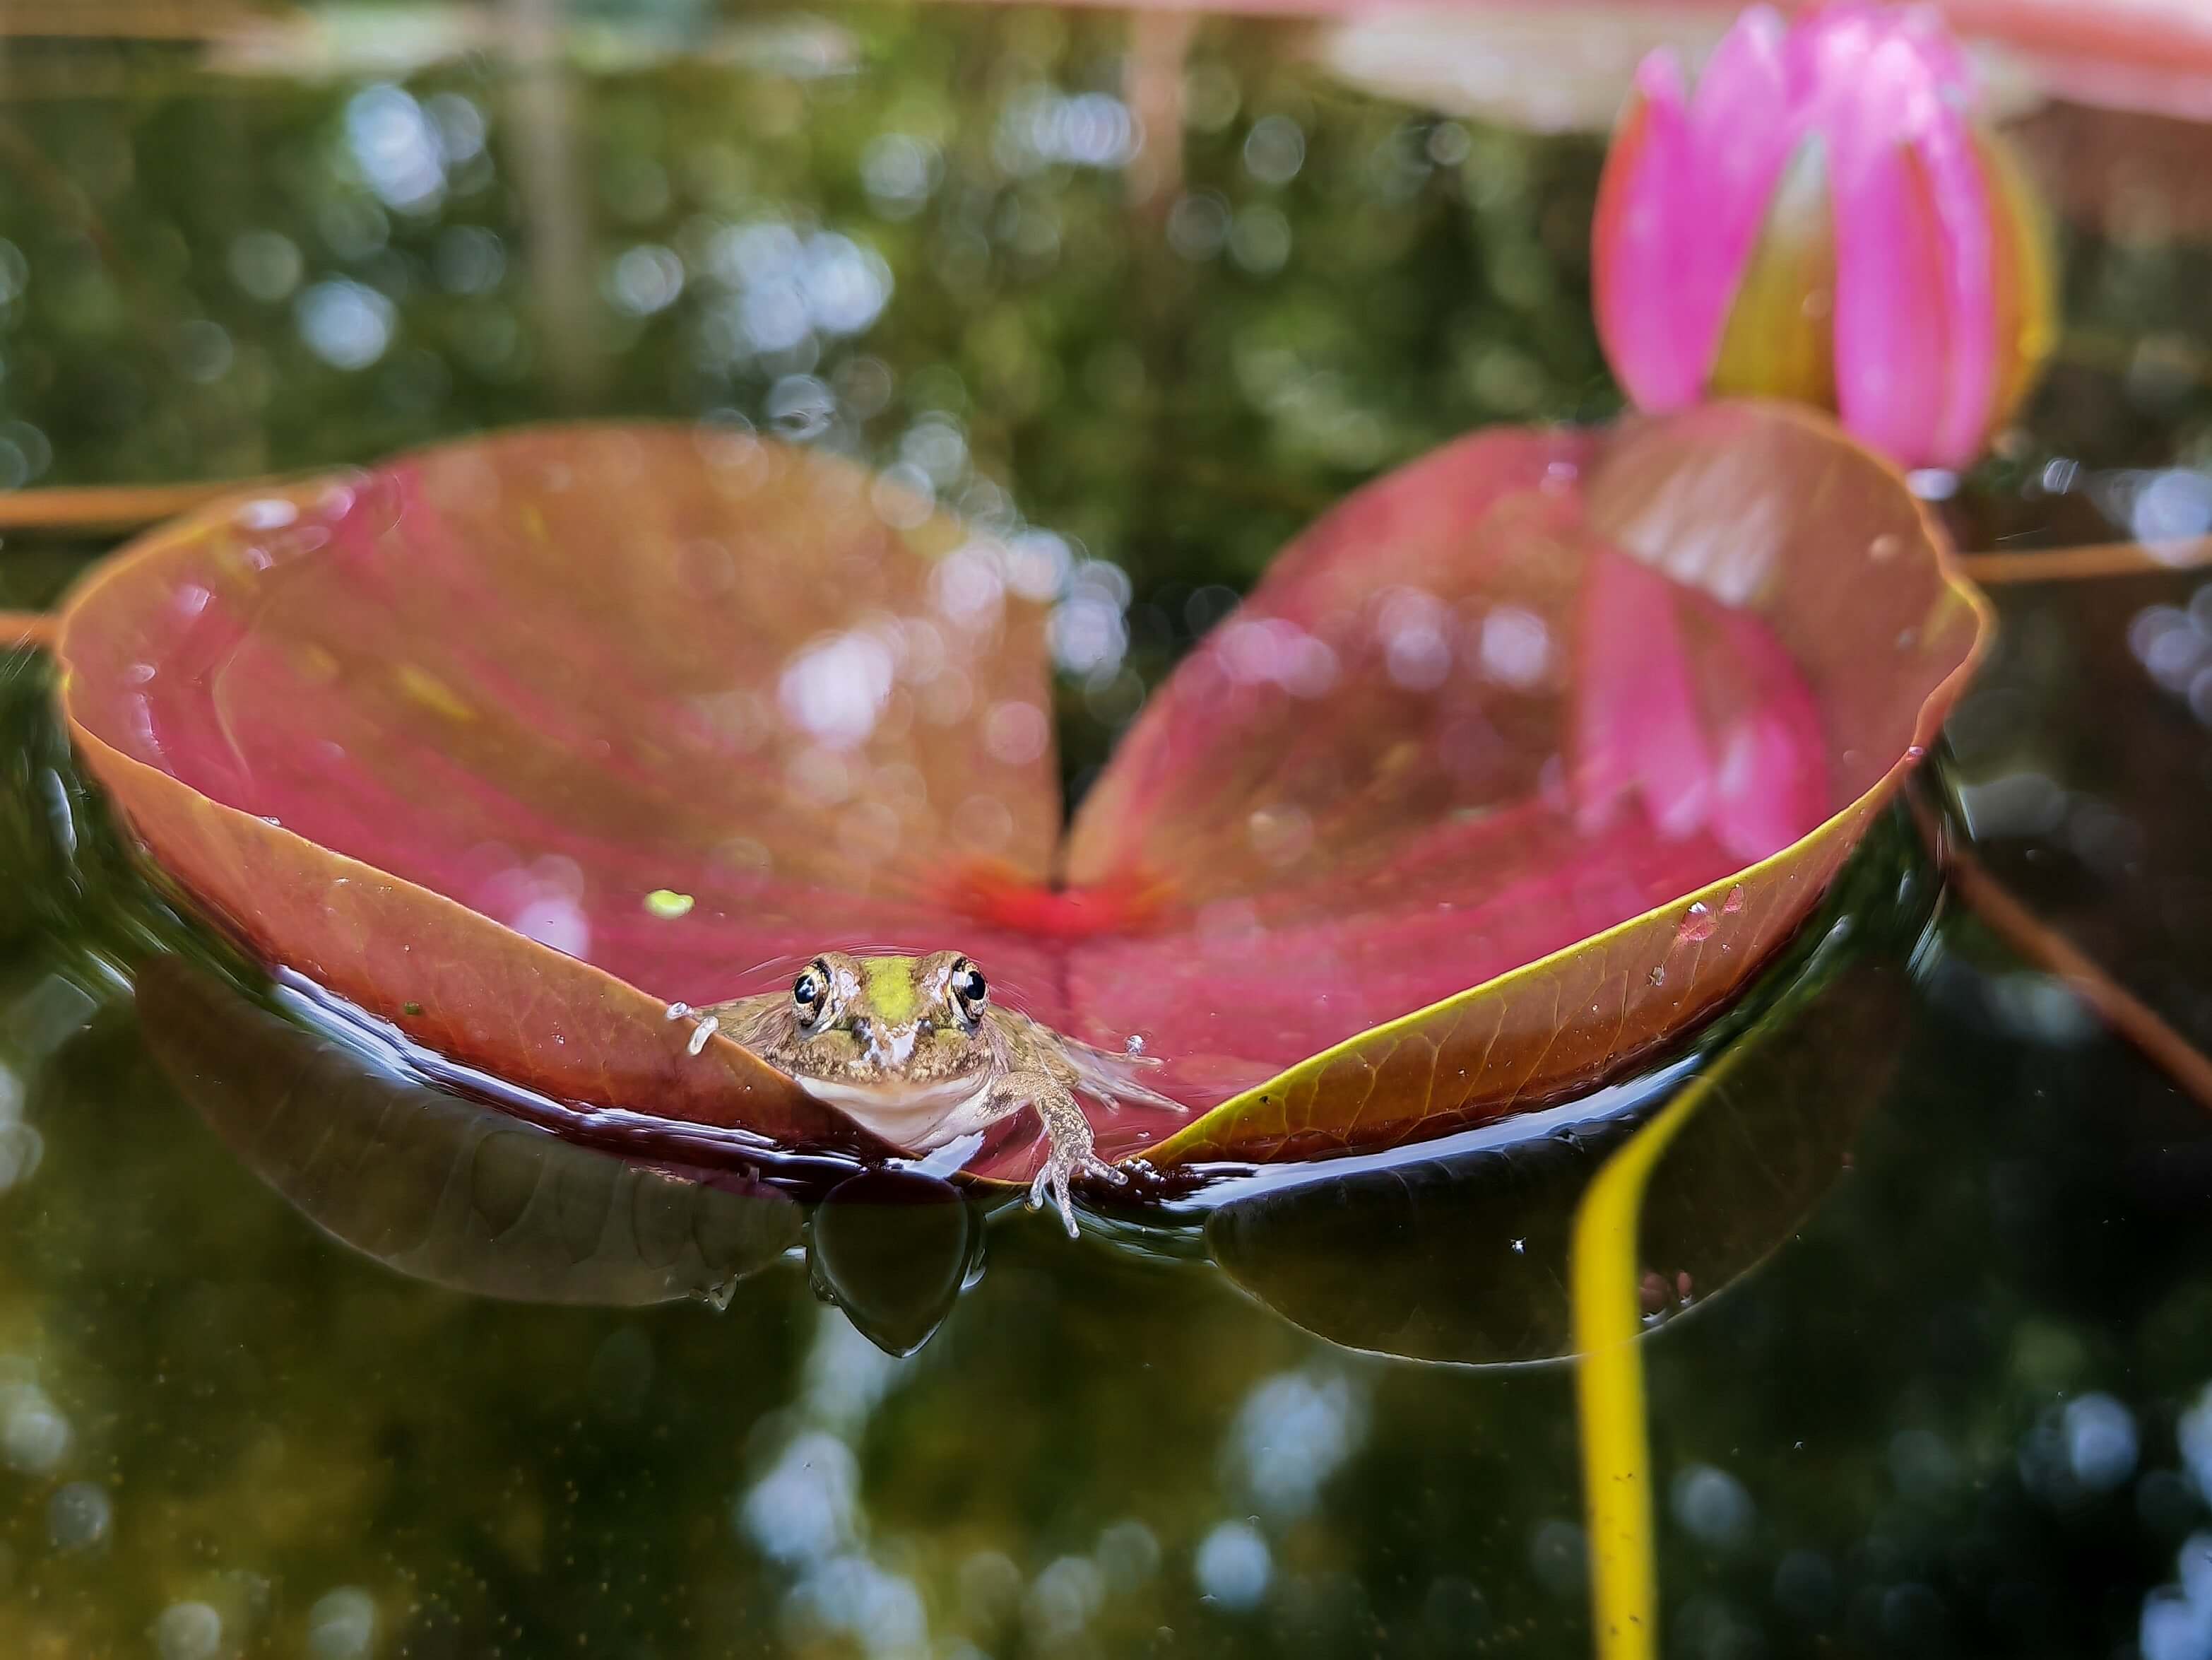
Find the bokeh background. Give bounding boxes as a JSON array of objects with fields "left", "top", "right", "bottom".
[{"left": 7, "top": 4, "right": 2212, "bottom": 1657}]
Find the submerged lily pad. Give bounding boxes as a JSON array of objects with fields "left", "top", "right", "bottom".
[
  {"left": 51, "top": 405, "right": 1984, "bottom": 1181},
  {"left": 138, "top": 954, "right": 803, "bottom": 1307},
  {"left": 140, "top": 953, "right": 989, "bottom": 1353}
]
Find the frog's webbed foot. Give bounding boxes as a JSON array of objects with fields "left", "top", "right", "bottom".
[
  {"left": 1054, "top": 1035, "right": 1189, "bottom": 1117},
  {"left": 1003, "top": 1073, "right": 1125, "bottom": 1238},
  {"left": 1026, "top": 1143, "right": 1128, "bottom": 1240}
]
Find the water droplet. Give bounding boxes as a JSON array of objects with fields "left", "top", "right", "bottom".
[
  {"left": 1676, "top": 902, "right": 1717, "bottom": 943},
  {"left": 1905, "top": 743, "right": 1927, "bottom": 762},
  {"left": 644, "top": 888, "right": 695, "bottom": 919},
  {"left": 1123, "top": 1034, "right": 1145, "bottom": 1056},
  {"left": 1868, "top": 532, "right": 1902, "bottom": 562},
  {"left": 1722, "top": 884, "right": 1744, "bottom": 915}
]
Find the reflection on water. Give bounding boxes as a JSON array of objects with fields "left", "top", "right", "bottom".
[
  {"left": 138, "top": 954, "right": 809, "bottom": 1309},
  {"left": 117, "top": 791, "right": 1927, "bottom": 1373},
  {"left": 8, "top": 6, "right": 2212, "bottom": 1655}
]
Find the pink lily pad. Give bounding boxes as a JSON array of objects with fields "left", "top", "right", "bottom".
[{"left": 51, "top": 404, "right": 1985, "bottom": 1181}]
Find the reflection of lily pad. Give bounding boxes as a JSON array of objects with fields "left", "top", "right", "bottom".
[
  {"left": 141, "top": 951, "right": 997, "bottom": 1355},
  {"left": 138, "top": 954, "right": 802, "bottom": 1307},
  {"left": 808, "top": 1170, "right": 982, "bottom": 1358},
  {"left": 52, "top": 405, "right": 1983, "bottom": 1180}
]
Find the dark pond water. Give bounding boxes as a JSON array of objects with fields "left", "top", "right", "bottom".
[{"left": 6, "top": 7, "right": 2212, "bottom": 1659}]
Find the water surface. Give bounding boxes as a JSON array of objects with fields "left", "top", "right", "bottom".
[{"left": 4, "top": 9, "right": 2212, "bottom": 1657}]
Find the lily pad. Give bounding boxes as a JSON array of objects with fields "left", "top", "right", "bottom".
[
  {"left": 50, "top": 405, "right": 1985, "bottom": 1181},
  {"left": 1201, "top": 808, "right": 1929, "bottom": 1365}
]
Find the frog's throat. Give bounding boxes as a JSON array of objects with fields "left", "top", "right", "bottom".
[{"left": 796, "top": 1073, "right": 1000, "bottom": 1151}]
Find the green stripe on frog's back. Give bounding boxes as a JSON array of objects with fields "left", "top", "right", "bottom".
[{"left": 860, "top": 958, "right": 921, "bottom": 1024}]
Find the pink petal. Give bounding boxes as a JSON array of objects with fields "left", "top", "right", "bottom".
[
  {"left": 1915, "top": 102, "right": 2001, "bottom": 465},
  {"left": 1828, "top": 79, "right": 1951, "bottom": 461},
  {"left": 1594, "top": 54, "right": 1703, "bottom": 408},
  {"left": 1814, "top": 4, "right": 1998, "bottom": 466},
  {"left": 1802, "top": 4, "right": 1999, "bottom": 468},
  {"left": 1596, "top": 12, "right": 1805, "bottom": 410},
  {"left": 1679, "top": 6, "right": 1800, "bottom": 367},
  {"left": 1888, "top": 3, "right": 1974, "bottom": 94}
]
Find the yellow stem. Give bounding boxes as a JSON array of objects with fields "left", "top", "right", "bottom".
[{"left": 1570, "top": 1071, "right": 1715, "bottom": 1660}]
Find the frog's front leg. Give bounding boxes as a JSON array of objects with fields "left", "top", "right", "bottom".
[{"left": 991, "top": 1071, "right": 1125, "bottom": 1238}]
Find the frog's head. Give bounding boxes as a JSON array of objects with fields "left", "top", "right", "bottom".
[{"left": 771, "top": 950, "right": 996, "bottom": 1097}]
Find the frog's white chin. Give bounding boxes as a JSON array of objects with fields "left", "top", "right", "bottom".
[{"left": 796, "top": 1074, "right": 1000, "bottom": 1150}]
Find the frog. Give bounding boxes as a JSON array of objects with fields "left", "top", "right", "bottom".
[{"left": 682, "top": 950, "right": 1182, "bottom": 1236}]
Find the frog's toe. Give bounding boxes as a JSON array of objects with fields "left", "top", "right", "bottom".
[
  {"left": 1027, "top": 1158, "right": 1084, "bottom": 1237},
  {"left": 1084, "top": 1154, "right": 1128, "bottom": 1187}
]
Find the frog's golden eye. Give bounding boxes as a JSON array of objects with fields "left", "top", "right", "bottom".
[
  {"left": 950, "top": 958, "right": 987, "bottom": 1021},
  {"left": 792, "top": 962, "right": 829, "bottom": 1026}
]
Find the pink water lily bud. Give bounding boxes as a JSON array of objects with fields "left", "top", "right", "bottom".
[{"left": 1593, "top": 2, "right": 2054, "bottom": 470}]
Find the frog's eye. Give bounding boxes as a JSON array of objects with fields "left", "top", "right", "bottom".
[
  {"left": 950, "top": 958, "right": 988, "bottom": 1020},
  {"left": 792, "top": 963, "right": 829, "bottom": 1025}
]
